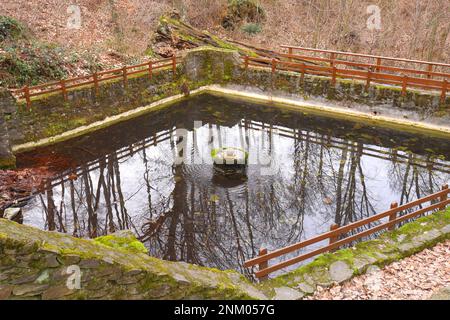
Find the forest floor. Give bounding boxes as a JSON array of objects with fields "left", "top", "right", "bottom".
[
  {"left": 305, "top": 240, "right": 450, "bottom": 300},
  {"left": 0, "top": 153, "right": 75, "bottom": 214},
  {"left": 0, "top": 168, "right": 53, "bottom": 213}
]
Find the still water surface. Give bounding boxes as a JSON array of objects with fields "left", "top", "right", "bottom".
[{"left": 18, "top": 93, "right": 450, "bottom": 278}]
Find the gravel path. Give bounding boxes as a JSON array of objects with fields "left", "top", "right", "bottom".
[{"left": 305, "top": 240, "right": 450, "bottom": 300}]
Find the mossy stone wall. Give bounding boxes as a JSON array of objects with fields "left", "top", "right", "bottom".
[
  {"left": 264, "top": 208, "right": 450, "bottom": 299},
  {"left": 230, "top": 67, "right": 450, "bottom": 116},
  {"left": 0, "top": 208, "right": 448, "bottom": 300},
  {"left": 0, "top": 219, "right": 266, "bottom": 300},
  {"left": 2, "top": 47, "right": 449, "bottom": 153},
  {"left": 0, "top": 89, "right": 16, "bottom": 169},
  {"left": 6, "top": 67, "right": 189, "bottom": 146}
]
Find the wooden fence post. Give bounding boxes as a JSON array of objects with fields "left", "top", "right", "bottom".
[
  {"left": 427, "top": 64, "right": 433, "bottom": 79},
  {"left": 148, "top": 61, "right": 153, "bottom": 80},
  {"left": 271, "top": 59, "right": 277, "bottom": 74},
  {"left": 93, "top": 72, "right": 99, "bottom": 95},
  {"left": 23, "top": 85, "right": 31, "bottom": 110},
  {"left": 441, "top": 80, "right": 448, "bottom": 104},
  {"left": 440, "top": 184, "right": 449, "bottom": 211},
  {"left": 122, "top": 66, "right": 128, "bottom": 87},
  {"left": 401, "top": 75, "right": 408, "bottom": 96},
  {"left": 331, "top": 67, "right": 337, "bottom": 86},
  {"left": 300, "top": 63, "right": 305, "bottom": 83},
  {"left": 366, "top": 70, "right": 372, "bottom": 91},
  {"left": 388, "top": 202, "right": 398, "bottom": 230},
  {"left": 329, "top": 223, "right": 339, "bottom": 246},
  {"left": 258, "top": 248, "right": 268, "bottom": 281},
  {"left": 172, "top": 56, "right": 177, "bottom": 77},
  {"left": 60, "top": 79, "right": 67, "bottom": 101},
  {"left": 376, "top": 57, "right": 381, "bottom": 73},
  {"left": 330, "top": 52, "right": 335, "bottom": 67}
]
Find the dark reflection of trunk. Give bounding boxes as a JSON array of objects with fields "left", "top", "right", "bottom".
[
  {"left": 113, "top": 154, "right": 130, "bottom": 230},
  {"left": 82, "top": 165, "right": 97, "bottom": 237},
  {"left": 335, "top": 146, "right": 349, "bottom": 226},
  {"left": 142, "top": 146, "right": 153, "bottom": 220},
  {"left": 108, "top": 157, "right": 122, "bottom": 230},
  {"left": 45, "top": 181, "right": 56, "bottom": 231},
  {"left": 69, "top": 179, "right": 79, "bottom": 236}
]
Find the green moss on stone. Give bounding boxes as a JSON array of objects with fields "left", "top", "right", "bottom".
[{"left": 94, "top": 232, "right": 148, "bottom": 255}]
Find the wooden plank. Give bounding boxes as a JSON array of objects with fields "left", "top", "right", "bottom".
[
  {"left": 65, "top": 80, "right": 95, "bottom": 89},
  {"left": 172, "top": 56, "right": 177, "bottom": 76},
  {"left": 60, "top": 79, "right": 67, "bottom": 101},
  {"left": 258, "top": 248, "right": 269, "bottom": 281},
  {"left": 244, "top": 187, "right": 449, "bottom": 268},
  {"left": 442, "top": 80, "right": 449, "bottom": 103},
  {"left": 148, "top": 61, "right": 153, "bottom": 80},
  {"left": 122, "top": 66, "right": 128, "bottom": 87},
  {"left": 388, "top": 202, "right": 398, "bottom": 231},
  {"left": 280, "top": 53, "right": 450, "bottom": 78},
  {"left": 93, "top": 72, "right": 99, "bottom": 95},
  {"left": 329, "top": 224, "right": 339, "bottom": 245},
  {"left": 271, "top": 59, "right": 277, "bottom": 74},
  {"left": 23, "top": 86, "right": 31, "bottom": 110},
  {"left": 280, "top": 45, "right": 450, "bottom": 68},
  {"left": 29, "top": 87, "right": 61, "bottom": 96},
  {"left": 254, "top": 198, "right": 450, "bottom": 278},
  {"left": 440, "top": 185, "right": 449, "bottom": 210}
]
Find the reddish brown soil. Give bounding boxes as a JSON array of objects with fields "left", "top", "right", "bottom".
[{"left": 0, "top": 153, "right": 76, "bottom": 213}]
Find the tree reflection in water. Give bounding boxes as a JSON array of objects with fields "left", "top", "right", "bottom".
[{"left": 19, "top": 94, "right": 450, "bottom": 279}]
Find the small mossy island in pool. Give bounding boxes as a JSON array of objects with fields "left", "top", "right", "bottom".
[
  {"left": 1, "top": 47, "right": 450, "bottom": 300},
  {"left": 211, "top": 147, "right": 249, "bottom": 165}
]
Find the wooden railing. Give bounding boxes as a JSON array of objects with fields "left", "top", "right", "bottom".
[
  {"left": 244, "top": 184, "right": 450, "bottom": 279},
  {"left": 280, "top": 46, "right": 450, "bottom": 77},
  {"left": 14, "top": 57, "right": 181, "bottom": 110},
  {"left": 243, "top": 49, "right": 450, "bottom": 103}
]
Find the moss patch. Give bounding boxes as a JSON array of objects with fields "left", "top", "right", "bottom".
[
  {"left": 94, "top": 231, "right": 148, "bottom": 254},
  {"left": 261, "top": 207, "right": 450, "bottom": 298}
]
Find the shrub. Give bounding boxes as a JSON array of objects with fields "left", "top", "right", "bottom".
[
  {"left": 0, "top": 43, "right": 68, "bottom": 87},
  {"left": 222, "top": 0, "right": 266, "bottom": 29},
  {"left": 0, "top": 16, "right": 27, "bottom": 42},
  {"left": 241, "top": 22, "right": 262, "bottom": 35}
]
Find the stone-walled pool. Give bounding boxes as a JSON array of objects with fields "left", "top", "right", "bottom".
[{"left": 17, "top": 93, "right": 450, "bottom": 279}]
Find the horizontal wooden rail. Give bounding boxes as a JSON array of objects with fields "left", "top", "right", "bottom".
[
  {"left": 14, "top": 56, "right": 182, "bottom": 110},
  {"left": 242, "top": 54, "right": 450, "bottom": 102},
  {"left": 280, "top": 45, "right": 450, "bottom": 68},
  {"left": 244, "top": 184, "right": 449, "bottom": 279},
  {"left": 279, "top": 53, "right": 450, "bottom": 80}
]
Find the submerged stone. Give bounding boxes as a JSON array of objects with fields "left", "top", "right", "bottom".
[{"left": 3, "top": 207, "right": 21, "bottom": 221}]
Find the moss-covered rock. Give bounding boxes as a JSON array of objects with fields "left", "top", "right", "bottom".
[
  {"left": 183, "top": 46, "right": 240, "bottom": 84},
  {"left": 94, "top": 230, "right": 148, "bottom": 254}
]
